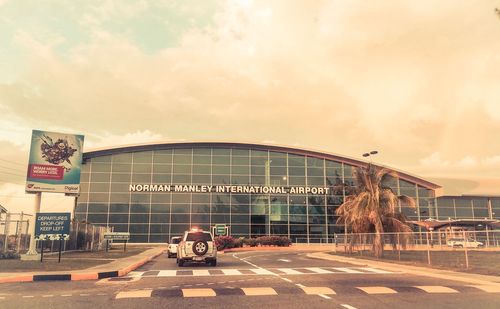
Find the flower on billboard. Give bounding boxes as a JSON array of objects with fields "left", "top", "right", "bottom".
[{"left": 40, "top": 134, "right": 77, "bottom": 171}]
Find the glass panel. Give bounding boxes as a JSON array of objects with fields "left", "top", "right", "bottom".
[
  {"left": 112, "top": 164, "right": 132, "bottom": 173},
  {"left": 232, "top": 149, "right": 249, "bottom": 156},
  {"left": 109, "top": 214, "right": 129, "bottom": 223},
  {"left": 213, "top": 175, "right": 230, "bottom": 184},
  {"left": 152, "top": 174, "right": 171, "bottom": 182},
  {"left": 133, "top": 164, "right": 152, "bottom": 173},
  {"left": 113, "top": 153, "right": 133, "bottom": 163},
  {"left": 288, "top": 155, "right": 305, "bottom": 167},
  {"left": 193, "top": 148, "right": 211, "bottom": 155},
  {"left": 109, "top": 203, "right": 129, "bottom": 213},
  {"left": 90, "top": 182, "right": 109, "bottom": 192},
  {"left": 173, "top": 164, "right": 191, "bottom": 174},
  {"left": 171, "top": 214, "right": 190, "bottom": 222},
  {"left": 150, "top": 224, "right": 169, "bottom": 233},
  {"left": 213, "top": 165, "right": 230, "bottom": 174},
  {"left": 89, "top": 193, "right": 109, "bottom": 202},
  {"left": 87, "top": 214, "right": 107, "bottom": 224},
  {"left": 153, "top": 151, "right": 172, "bottom": 163},
  {"left": 232, "top": 165, "right": 250, "bottom": 175},
  {"left": 133, "top": 152, "right": 152, "bottom": 164},
  {"left": 130, "top": 224, "right": 149, "bottom": 233},
  {"left": 232, "top": 175, "right": 250, "bottom": 185},
  {"left": 231, "top": 204, "right": 250, "bottom": 214},
  {"left": 88, "top": 203, "right": 108, "bottom": 213},
  {"left": 213, "top": 156, "right": 230, "bottom": 165},
  {"left": 92, "top": 156, "right": 112, "bottom": 163},
  {"left": 232, "top": 156, "right": 249, "bottom": 165},
  {"left": 131, "top": 194, "right": 150, "bottom": 203},
  {"left": 151, "top": 204, "right": 170, "bottom": 213},
  {"left": 173, "top": 154, "right": 192, "bottom": 164},
  {"left": 151, "top": 214, "right": 169, "bottom": 224},
  {"left": 90, "top": 173, "right": 110, "bottom": 182},
  {"left": 172, "top": 174, "right": 191, "bottom": 184},
  {"left": 132, "top": 174, "right": 151, "bottom": 182},
  {"left": 193, "top": 165, "right": 211, "bottom": 174},
  {"left": 213, "top": 148, "right": 231, "bottom": 156},
  {"left": 130, "top": 214, "right": 149, "bottom": 224},
  {"left": 191, "top": 204, "right": 210, "bottom": 213},
  {"left": 152, "top": 162, "right": 172, "bottom": 173},
  {"left": 130, "top": 204, "right": 149, "bottom": 213},
  {"left": 250, "top": 157, "right": 268, "bottom": 166},
  {"left": 193, "top": 155, "right": 211, "bottom": 164},
  {"left": 92, "top": 163, "right": 111, "bottom": 173}
]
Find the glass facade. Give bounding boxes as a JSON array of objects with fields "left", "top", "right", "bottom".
[
  {"left": 75, "top": 144, "right": 498, "bottom": 243},
  {"left": 75, "top": 146, "right": 448, "bottom": 242}
]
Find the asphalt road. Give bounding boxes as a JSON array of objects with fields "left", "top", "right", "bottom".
[{"left": 1, "top": 250, "right": 499, "bottom": 309}]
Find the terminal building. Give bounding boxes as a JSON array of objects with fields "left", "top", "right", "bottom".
[{"left": 74, "top": 142, "right": 500, "bottom": 243}]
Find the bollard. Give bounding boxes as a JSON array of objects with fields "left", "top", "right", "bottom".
[{"left": 426, "top": 232, "right": 431, "bottom": 265}]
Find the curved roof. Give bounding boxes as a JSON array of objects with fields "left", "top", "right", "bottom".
[{"left": 83, "top": 141, "right": 441, "bottom": 190}]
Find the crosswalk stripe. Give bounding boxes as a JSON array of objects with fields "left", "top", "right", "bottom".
[
  {"left": 305, "top": 267, "right": 334, "bottom": 274},
  {"left": 250, "top": 268, "right": 275, "bottom": 275},
  {"left": 359, "top": 267, "right": 393, "bottom": 274},
  {"left": 192, "top": 270, "right": 211, "bottom": 276},
  {"left": 241, "top": 287, "right": 277, "bottom": 296},
  {"left": 116, "top": 290, "right": 152, "bottom": 299},
  {"left": 222, "top": 269, "right": 243, "bottom": 275},
  {"left": 182, "top": 288, "right": 216, "bottom": 297},
  {"left": 127, "top": 271, "right": 143, "bottom": 277},
  {"left": 357, "top": 286, "right": 398, "bottom": 294},
  {"left": 278, "top": 268, "right": 303, "bottom": 275},
  {"left": 470, "top": 285, "right": 500, "bottom": 293},
  {"left": 301, "top": 287, "right": 336, "bottom": 295},
  {"left": 333, "top": 267, "right": 364, "bottom": 274},
  {"left": 414, "top": 286, "right": 459, "bottom": 293},
  {"left": 158, "top": 270, "right": 177, "bottom": 277}
]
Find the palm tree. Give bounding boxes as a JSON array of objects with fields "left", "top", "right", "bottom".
[{"left": 335, "top": 164, "right": 416, "bottom": 258}]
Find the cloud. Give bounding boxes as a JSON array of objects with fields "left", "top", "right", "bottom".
[{"left": 0, "top": 0, "right": 499, "bottom": 183}]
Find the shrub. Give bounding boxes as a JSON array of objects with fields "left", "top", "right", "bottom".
[
  {"left": 243, "top": 238, "right": 258, "bottom": 247},
  {"left": 256, "top": 236, "right": 291, "bottom": 247},
  {"left": 214, "top": 236, "right": 238, "bottom": 251}
]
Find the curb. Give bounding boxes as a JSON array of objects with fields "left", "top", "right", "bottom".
[
  {"left": 307, "top": 252, "right": 500, "bottom": 286},
  {"left": 0, "top": 249, "right": 165, "bottom": 284}
]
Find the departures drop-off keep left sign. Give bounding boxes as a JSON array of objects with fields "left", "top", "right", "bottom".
[{"left": 35, "top": 212, "right": 71, "bottom": 237}]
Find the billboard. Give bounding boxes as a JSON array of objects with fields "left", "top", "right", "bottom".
[{"left": 26, "top": 130, "right": 84, "bottom": 194}]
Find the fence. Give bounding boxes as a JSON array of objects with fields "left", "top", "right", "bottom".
[
  {"left": 1, "top": 215, "right": 110, "bottom": 254},
  {"left": 333, "top": 230, "right": 500, "bottom": 270},
  {"left": 0, "top": 212, "right": 31, "bottom": 254}
]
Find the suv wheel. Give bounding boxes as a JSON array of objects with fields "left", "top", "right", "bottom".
[
  {"left": 192, "top": 240, "right": 209, "bottom": 256},
  {"left": 210, "top": 259, "right": 217, "bottom": 267}
]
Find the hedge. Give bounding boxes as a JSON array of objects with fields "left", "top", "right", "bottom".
[{"left": 215, "top": 236, "right": 291, "bottom": 251}]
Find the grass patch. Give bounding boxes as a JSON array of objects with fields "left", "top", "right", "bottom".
[
  {"left": 331, "top": 250, "right": 500, "bottom": 276},
  {"left": 0, "top": 246, "right": 156, "bottom": 273}
]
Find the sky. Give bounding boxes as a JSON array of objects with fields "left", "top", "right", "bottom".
[{"left": 1, "top": 0, "right": 500, "bottom": 215}]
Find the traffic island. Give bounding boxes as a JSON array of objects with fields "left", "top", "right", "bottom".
[{"left": 0, "top": 245, "right": 166, "bottom": 283}]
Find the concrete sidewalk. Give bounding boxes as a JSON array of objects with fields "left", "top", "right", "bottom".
[
  {"left": 308, "top": 251, "right": 500, "bottom": 286},
  {"left": 0, "top": 246, "right": 166, "bottom": 284}
]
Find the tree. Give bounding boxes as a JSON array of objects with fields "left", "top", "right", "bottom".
[{"left": 335, "top": 164, "right": 416, "bottom": 258}]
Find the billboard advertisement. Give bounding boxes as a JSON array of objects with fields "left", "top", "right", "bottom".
[{"left": 26, "top": 130, "right": 84, "bottom": 194}]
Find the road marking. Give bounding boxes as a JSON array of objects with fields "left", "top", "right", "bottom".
[
  {"left": 222, "top": 269, "right": 243, "bottom": 275},
  {"left": 172, "top": 285, "right": 179, "bottom": 288},
  {"left": 127, "top": 271, "right": 143, "bottom": 277},
  {"left": 359, "top": 267, "right": 393, "bottom": 274},
  {"left": 241, "top": 287, "right": 277, "bottom": 296},
  {"left": 296, "top": 283, "right": 305, "bottom": 288},
  {"left": 278, "top": 268, "right": 302, "bottom": 275},
  {"left": 42, "top": 295, "right": 54, "bottom": 298},
  {"left": 318, "top": 294, "right": 331, "bottom": 299},
  {"left": 0, "top": 297, "right": 4, "bottom": 300},
  {"left": 61, "top": 294, "right": 72, "bottom": 297},
  {"left": 182, "top": 288, "right": 216, "bottom": 297},
  {"left": 80, "top": 294, "right": 90, "bottom": 296},
  {"left": 157, "top": 270, "right": 177, "bottom": 277},
  {"left": 22, "top": 296, "right": 34, "bottom": 298},
  {"left": 301, "top": 287, "right": 336, "bottom": 295},
  {"left": 96, "top": 293, "right": 107, "bottom": 296},
  {"left": 305, "top": 267, "right": 334, "bottom": 274},
  {"left": 414, "top": 286, "right": 458, "bottom": 293},
  {"left": 333, "top": 267, "right": 364, "bottom": 274},
  {"left": 278, "top": 259, "right": 291, "bottom": 262},
  {"left": 250, "top": 268, "right": 275, "bottom": 275},
  {"left": 357, "top": 286, "right": 398, "bottom": 294},
  {"left": 470, "top": 285, "right": 500, "bottom": 293},
  {"left": 341, "top": 304, "right": 358, "bottom": 309},
  {"left": 281, "top": 278, "right": 293, "bottom": 283},
  {"left": 192, "top": 270, "right": 210, "bottom": 276},
  {"left": 116, "top": 290, "right": 152, "bottom": 299}
]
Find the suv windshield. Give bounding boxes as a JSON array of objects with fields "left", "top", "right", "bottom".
[
  {"left": 171, "top": 237, "right": 181, "bottom": 244},
  {"left": 186, "top": 232, "right": 212, "bottom": 242}
]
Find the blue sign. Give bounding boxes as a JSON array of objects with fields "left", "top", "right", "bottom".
[{"left": 35, "top": 212, "right": 71, "bottom": 237}]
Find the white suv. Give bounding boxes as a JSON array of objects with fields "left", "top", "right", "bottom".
[
  {"left": 167, "top": 236, "right": 181, "bottom": 258},
  {"left": 177, "top": 229, "right": 217, "bottom": 267}
]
